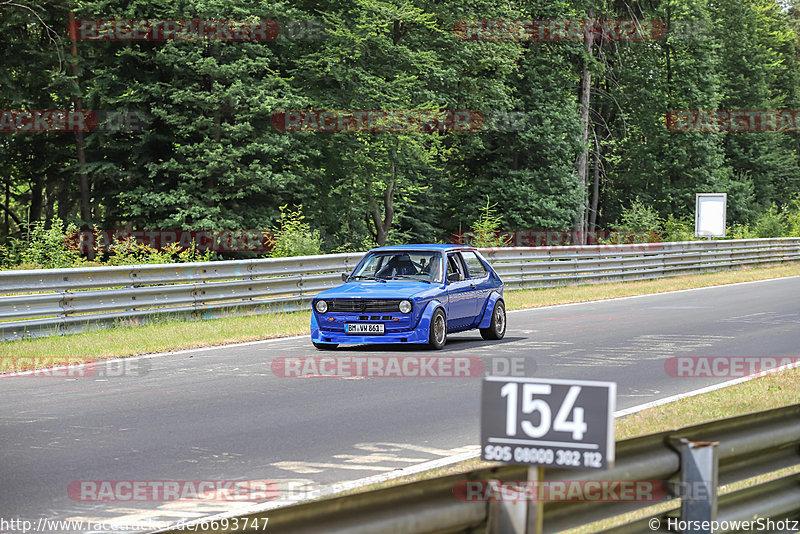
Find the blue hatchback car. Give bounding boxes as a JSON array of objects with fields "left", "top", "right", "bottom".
[{"left": 310, "top": 245, "right": 505, "bottom": 349}]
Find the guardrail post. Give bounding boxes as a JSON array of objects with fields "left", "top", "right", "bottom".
[
  {"left": 487, "top": 466, "right": 543, "bottom": 534},
  {"left": 488, "top": 483, "right": 526, "bottom": 533},
  {"left": 678, "top": 439, "right": 719, "bottom": 534},
  {"left": 525, "top": 466, "right": 543, "bottom": 534}
]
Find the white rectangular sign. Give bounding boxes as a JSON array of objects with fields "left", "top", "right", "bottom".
[{"left": 695, "top": 193, "right": 727, "bottom": 238}]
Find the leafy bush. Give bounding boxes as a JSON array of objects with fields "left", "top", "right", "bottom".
[
  {"left": 603, "top": 199, "right": 663, "bottom": 244},
  {"left": 784, "top": 196, "right": 800, "bottom": 237},
  {"left": 614, "top": 198, "right": 663, "bottom": 233},
  {"left": 2, "top": 221, "right": 213, "bottom": 269},
  {"left": 727, "top": 203, "right": 794, "bottom": 239},
  {"left": 104, "top": 237, "right": 169, "bottom": 265},
  {"left": 267, "top": 205, "right": 323, "bottom": 258},
  {"left": 750, "top": 204, "right": 787, "bottom": 238},
  {"left": 0, "top": 239, "right": 24, "bottom": 268},
  {"left": 727, "top": 223, "right": 753, "bottom": 239},
  {"left": 662, "top": 215, "right": 697, "bottom": 242},
  {"left": 103, "top": 237, "right": 211, "bottom": 265},
  {"left": 467, "top": 197, "right": 512, "bottom": 248},
  {"left": 175, "top": 243, "right": 213, "bottom": 263},
  {"left": 20, "top": 218, "right": 84, "bottom": 269}
]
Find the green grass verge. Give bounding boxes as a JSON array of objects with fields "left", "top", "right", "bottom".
[
  {"left": 1, "top": 262, "right": 799, "bottom": 371},
  {"left": 615, "top": 367, "right": 800, "bottom": 439}
]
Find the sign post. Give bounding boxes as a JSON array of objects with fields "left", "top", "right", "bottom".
[{"left": 481, "top": 377, "right": 616, "bottom": 534}]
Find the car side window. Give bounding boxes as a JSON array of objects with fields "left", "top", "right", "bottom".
[
  {"left": 447, "top": 253, "right": 466, "bottom": 281},
  {"left": 462, "top": 251, "right": 488, "bottom": 279}
]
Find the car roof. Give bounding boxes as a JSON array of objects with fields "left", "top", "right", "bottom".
[{"left": 368, "top": 244, "right": 476, "bottom": 252}]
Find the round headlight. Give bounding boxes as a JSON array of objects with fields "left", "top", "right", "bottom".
[
  {"left": 315, "top": 300, "right": 328, "bottom": 313},
  {"left": 399, "top": 300, "right": 412, "bottom": 313}
]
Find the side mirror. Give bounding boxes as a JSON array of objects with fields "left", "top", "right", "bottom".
[
  {"left": 342, "top": 272, "right": 349, "bottom": 281},
  {"left": 447, "top": 272, "right": 461, "bottom": 283}
]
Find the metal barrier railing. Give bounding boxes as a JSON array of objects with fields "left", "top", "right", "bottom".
[
  {"left": 2, "top": 238, "right": 799, "bottom": 340},
  {"left": 151, "top": 404, "right": 800, "bottom": 534}
]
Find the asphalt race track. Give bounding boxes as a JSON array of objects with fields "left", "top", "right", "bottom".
[{"left": 2, "top": 276, "right": 799, "bottom": 532}]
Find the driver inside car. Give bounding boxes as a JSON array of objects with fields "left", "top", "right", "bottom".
[{"left": 377, "top": 254, "right": 417, "bottom": 277}]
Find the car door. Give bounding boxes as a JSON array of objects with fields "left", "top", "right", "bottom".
[
  {"left": 461, "top": 250, "right": 493, "bottom": 324},
  {"left": 445, "top": 252, "right": 478, "bottom": 329}
]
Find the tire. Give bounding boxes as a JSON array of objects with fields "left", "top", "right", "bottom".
[
  {"left": 428, "top": 308, "right": 447, "bottom": 350},
  {"left": 480, "top": 300, "right": 506, "bottom": 340},
  {"left": 313, "top": 342, "right": 339, "bottom": 350}
]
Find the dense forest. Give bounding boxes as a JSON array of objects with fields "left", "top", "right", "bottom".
[{"left": 3, "top": 0, "right": 800, "bottom": 263}]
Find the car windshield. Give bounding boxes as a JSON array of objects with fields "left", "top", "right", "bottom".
[{"left": 352, "top": 251, "right": 443, "bottom": 283}]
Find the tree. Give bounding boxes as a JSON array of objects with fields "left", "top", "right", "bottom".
[{"left": 711, "top": 0, "right": 800, "bottom": 217}]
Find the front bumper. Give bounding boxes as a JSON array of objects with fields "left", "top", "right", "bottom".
[
  {"left": 311, "top": 328, "right": 430, "bottom": 345},
  {"left": 310, "top": 304, "right": 436, "bottom": 345}
]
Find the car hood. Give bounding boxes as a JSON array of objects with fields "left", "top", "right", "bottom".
[{"left": 316, "top": 280, "right": 439, "bottom": 300}]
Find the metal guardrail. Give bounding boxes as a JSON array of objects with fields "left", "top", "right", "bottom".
[
  {"left": 0, "top": 252, "right": 363, "bottom": 340},
  {"left": 152, "top": 404, "right": 800, "bottom": 534},
  {"left": 2, "top": 238, "right": 800, "bottom": 340},
  {"left": 483, "top": 238, "right": 800, "bottom": 289}
]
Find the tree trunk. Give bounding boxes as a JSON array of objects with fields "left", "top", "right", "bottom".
[
  {"left": 56, "top": 177, "right": 70, "bottom": 222},
  {"left": 74, "top": 129, "right": 89, "bottom": 224},
  {"left": 3, "top": 180, "right": 9, "bottom": 238},
  {"left": 369, "top": 179, "right": 395, "bottom": 246},
  {"left": 589, "top": 130, "right": 600, "bottom": 232},
  {"left": 44, "top": 174, "right": 56, "bottom": 223},
  {"left": 573, "top": 9, "right": 595, "bottom": 244},
  {"left": 0, "top": 183, "right": 22, "bottom": 234},
  {"left": 30, "top": 174, "right": 44, "bottom": 226},
  {"left": 369, "top": 160, "right": 397, "bottom": 246},
  {"left": 69, "top": 10, "right": 91, "bottom": 228},
  {"left": 207, "top": 44, "right": 222, "bottom": 197}
]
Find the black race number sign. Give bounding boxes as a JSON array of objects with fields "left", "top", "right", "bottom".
[{"left": 481, "top": 377, "right": 616, "bottom": 469}]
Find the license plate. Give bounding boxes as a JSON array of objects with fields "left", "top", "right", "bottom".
[{"left": 345, "top": 323, "right": 385, "bottom": 335}]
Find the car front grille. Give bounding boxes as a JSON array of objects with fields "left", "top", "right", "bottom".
[{"left": 327, "top": 299, "right": 403, "bottom": 313}]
